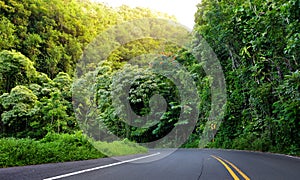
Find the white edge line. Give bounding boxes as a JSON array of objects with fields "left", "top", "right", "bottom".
[
  {"left": 43, "top": 152, "right": 160, "bottom": 180},
  {"left": 206, "top": 148, "right": 300, "bottom": 160}
]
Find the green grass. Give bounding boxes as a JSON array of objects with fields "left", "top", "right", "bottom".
[
  {"left": 0, "top": 132, "right": 147, "bottom": 168},
  {"left": 92, "top": 138, "right": 148, "bottom": 157}
]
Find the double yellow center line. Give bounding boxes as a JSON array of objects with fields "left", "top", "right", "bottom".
[{"left": 211, "top": 155, "right": 250, "bottom": 180}]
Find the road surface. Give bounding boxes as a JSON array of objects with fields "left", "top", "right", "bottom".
[{"left": 0, "top": 149, "right": 299, "bottom": 180}]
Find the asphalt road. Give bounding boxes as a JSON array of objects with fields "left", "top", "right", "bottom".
[{"left": 0, "top": 149, "right": 299, "bottom": 180}]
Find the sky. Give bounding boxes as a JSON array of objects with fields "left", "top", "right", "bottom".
[{"left": 93, "top": 0, "right": 200, "bottom": 29}]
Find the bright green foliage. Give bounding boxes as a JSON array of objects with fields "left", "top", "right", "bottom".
[
  {"left": 272, "top": 71, "right": 300, "bottom": 154},
  {"left": 194, "top": 0, "right": 299, "bottom": 154},
  {"left": 0, "top": 0, "right": 298, "bottom": 167},
  {"left": 0, "top": 0, "right": 175, "bottom": 138},
  {"left": 0, "top": 50, "right": 37, "bottom": 94},
  {"left": 94, "top": 52, "right": 200, "bottom": 147},
  {"left": 0, "top": 0, "right": 173, "bottom": 165},
  {"left": 0, "top": 132, "right": 100, "bottom": 167},
  {"left": 0, "top": 0, "right": 173, "bottom": 78},
  {"left": 0, "top": 132, "right": 147, "bottom": 167},
  {"left": 92, "top": 138, "right": 148, "bottom": 157},
  {"left": 28, "top": 73, "right": 76, "bottom": 137},
  {"left": 0, "top": 69, "right": 76, "bottom": 138},
  {"left": 0, "top": 85, "right": 37, "bottom": 137},
  {"left": 0, "top": 17, "right": 17, "bottom": 50}
]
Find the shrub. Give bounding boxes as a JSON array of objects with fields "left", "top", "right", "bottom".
[{"left": 0, "top": 132, "right": 147, "bottom": 168}]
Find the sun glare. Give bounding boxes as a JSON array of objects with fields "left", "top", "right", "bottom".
[{"left": 93, "top": 0, "right": 200, "bottom": 29}]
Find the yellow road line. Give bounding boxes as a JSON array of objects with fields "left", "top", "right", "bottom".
[
  {"left": 211, "top": 155, "right": 240, "bottom": 180},
  {"left": 220, "top": 157, "right": 250, "bottom": 180}
]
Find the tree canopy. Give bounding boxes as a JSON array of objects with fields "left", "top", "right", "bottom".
[
  {"left": 193, "top": 0, "right": 299, "bottom": 154},
  {"left": 0, "top": 0, "right": 299, "bottom": 155}
]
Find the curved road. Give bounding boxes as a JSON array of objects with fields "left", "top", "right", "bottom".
[{"left": 0, "top": 149, "right": 299, "bottom": 180}]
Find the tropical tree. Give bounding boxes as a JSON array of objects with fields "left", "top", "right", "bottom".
[{"left": 0, "top": 50, "right": 37, "bottom": 94}]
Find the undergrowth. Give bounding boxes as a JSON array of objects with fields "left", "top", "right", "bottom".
[{"left": 0, "top": 132, "right": 147, "bottom": 168}]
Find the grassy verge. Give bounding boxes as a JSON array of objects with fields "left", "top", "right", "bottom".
[
  {"left": 0, "top": 132, "right": 147, "bottom": 168},
  {"left": 93, "top": 139, "right": 148, "bottom": 157}
]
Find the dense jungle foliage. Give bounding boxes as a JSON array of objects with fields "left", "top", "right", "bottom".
[
  {"left": 194, "top": 0, "right": 299, "bottom": 154},
  {"left": 0, "top": 0, "right": 299, "bottom": 167}
]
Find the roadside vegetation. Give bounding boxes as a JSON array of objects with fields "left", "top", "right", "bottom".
[
  {"left": 0, "top": 132, "right": 147, "bottom": 168},
  {"left": 0, "top": 0, "right": 299, "bottom": 167},
  {"left": 0, "top": 0, "right": 165, "bottom": 167},
  {"left": 192, "top": 0, "right": 299, "bottom": 155}
]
